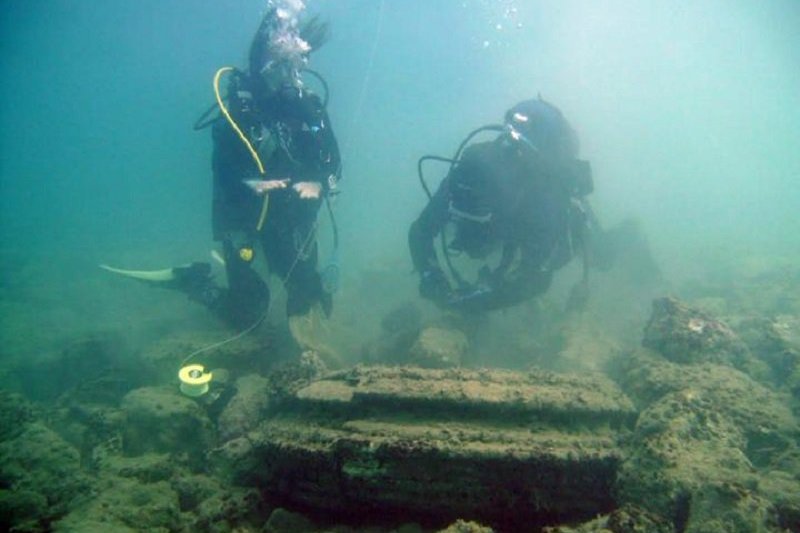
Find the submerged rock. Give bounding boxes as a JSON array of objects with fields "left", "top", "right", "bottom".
[
  {"left": 188, "top": 484, "right": 264, "bottom": 532},
  {"left": 0, "top": 489, "right": 48, "bottom": 533},
  {"left": 616, "top": 351, "right": 800, "bottom": 532},
  {"left": 361, "top": 302, "right": 423, "bottom": 365},
  {"left": 0, "top": 390, "right": 35, "bottom": 441},
  {"left": 214, "top": 365, "right": 636, "bottom": 531},
  {"left": 217, "top": 373, "right": 272, "bottom": 441},
  {"left": 263, "top": 507, "right": 317, "bottom": 533},
  {"left": 543, "top": 504, "right": 673, "bottom": 532},
  {"left": 120, "top": 386, "right": 214, "bottom": 460},
  {"left": 437, "top": 519, "right": 494, "bottom": 533},
  {"left": 54, "top": 476, "right": 181, "bottom": 532},
  {"left": 409, "top": 327, "right": 468, "bottom": 368},
  {"left": 643, "top": 296, "right": 751, "bottom": 366},
  {"left": 735, "top": 315, "right": 800, "bottom": 395},
  {"left": 0, "top": 422, "right": 90, "bottom": 531}
]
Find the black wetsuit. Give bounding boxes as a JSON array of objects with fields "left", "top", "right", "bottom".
[
  {"left": 209, "top": 73, "right": 340, "bottom": 326},
  {"left": 409, "top": 137, "right": 589, "bottom": 312}
]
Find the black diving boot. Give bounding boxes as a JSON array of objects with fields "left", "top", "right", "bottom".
[
  {"left": 170, "top": 262, "right": 223, "bottom": 307},
  {"left": 214, "top": 242, "right": 271, "bottom": 329},
  {"left": 161, "top": 260, "right": 269, "bottom": 329}
]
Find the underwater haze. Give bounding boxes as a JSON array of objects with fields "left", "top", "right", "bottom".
[
  {"left": 0, "top": 0, "right": 799, "bottom": 381},
  {"left": 2, "top": 0, "right": 800, "bottom": 529},
  {"left": 2, "top": 0, "right": 799, "bottom": 296},
  {"left": 0, "top": 0, "right": 798, "bottom": 381}
]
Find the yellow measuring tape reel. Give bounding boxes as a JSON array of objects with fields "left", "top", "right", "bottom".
[{"left": 178, "top": 364, "right": 213, "bottom": 397}]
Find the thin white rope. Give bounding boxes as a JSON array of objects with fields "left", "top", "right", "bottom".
[
  {"left": 180, "top": 218, "right": 319, "bottom": 367},
  {"left": 341, "top": 0, "right": 386, "bottom": 154}
]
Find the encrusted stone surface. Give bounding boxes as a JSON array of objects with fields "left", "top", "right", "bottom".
[
  {"left": 214, "top": 365, "right": 636, "bottom": 530},
  {"left": 408, "top": 327, "right": 468, "bottom": 368},
  {"left": 616, "top": 350, "right": 800, "bottom": 532},
  {"left": 643, "top": 296, "right": 750, "bottom": 366},
  {"left": 120, "top": 386, "right": 214, "bottom": 459}
]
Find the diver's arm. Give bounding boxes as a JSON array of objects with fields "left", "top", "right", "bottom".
[
  {"left": 409, "top": 179, "right": 450, "bottom": 273},
  {"left": 448, "top": 259, "right": 554, "bottom": 312},
  {"left": 409, "top": 179, "right": 453, "bottom": 304}
]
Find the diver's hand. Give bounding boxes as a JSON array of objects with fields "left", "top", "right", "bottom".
[
  {"left": 293, "top": 181, "right": 322, "bottom": 199},
  {"left": 419, "top": 268, "right": 451, "bottom": 306},
  {"left": 447, "top": 284, "right": 492, "bottom": 313},
  {"left": 244, "top": 178, "right": 290, "bottom": 195}
]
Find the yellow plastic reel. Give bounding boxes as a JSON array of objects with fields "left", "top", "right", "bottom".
[{"left": 178, "top": 364, "right": 213, "bottom": 397}]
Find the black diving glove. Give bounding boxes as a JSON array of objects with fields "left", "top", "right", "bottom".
[
  {"left": 447, "top": 284, "right": 493, "bottom": 313},
  {"left": 419, "top": 268, "right": 451, "bottom": 306}
]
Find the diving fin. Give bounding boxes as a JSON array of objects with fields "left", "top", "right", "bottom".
[
  {"left": 99, "top": 264, "right": 177, "bottom": 282},
  {"left": 99, "top": 262, "right": 214, "bottom": 293}
]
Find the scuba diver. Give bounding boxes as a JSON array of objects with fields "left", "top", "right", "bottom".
[
  {"left": 103, "top": 4, "right": 341, "bottom": 355},
  {"left": 409, "top": 97, "right": 604, "bottom": 314}
]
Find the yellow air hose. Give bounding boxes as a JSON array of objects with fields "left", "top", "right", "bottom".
[{"left": 213, "top": 66, "right": 270, "bottom": 231}]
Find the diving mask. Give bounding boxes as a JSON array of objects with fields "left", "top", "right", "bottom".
[{"left": 505, "top": 121, "right": 539, "bottom": 153}]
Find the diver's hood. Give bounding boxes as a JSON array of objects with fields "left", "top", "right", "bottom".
[{"left": 504, "top": 98, "right": 578, "bottom": 160}]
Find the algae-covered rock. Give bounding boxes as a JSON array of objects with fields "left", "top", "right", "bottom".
[
  {"left": 208, "top": 435, "right": 259, "bottom": 486},
  {"left": 54, "top": 519, "right": 139, "bottom": 533},
  {"left": 266, "top": 349, "right": 329, "bottom": 398},
  {"left": 189, "top": 485, "right": 263, "bottom": 532},
  {"left": 543, "top": 504, "right": 673, "bottom": 532},
  {"left": 120, "top": 386, "right": 214, "bottom": 459},
  {"left": 617, "top": 350, "right": 797, "bottom": 453},
  {"left": 0, "top": 390, "right": 35, "bottom": 441},
  {"left": 170, "top": 472, "right": 221, "bottom": 512},
  {"left": 617, "top": 389, "right": 759, "bottom": 522},
  {"left": 734, "top": 315, "right": 800, "bottom": 393},
  {"left": 223, "top": 365, "right": 635, "bottom": 531},
  {"left": 54, "top": 476, "right": 181, "bottom": 532},
  {"left": 409, "top": 327, "right": 468, "bottom": 368},
  {"left": 217, "top": 373, "right": 272, "bottom": 441},
  {"left": 758, "top": 469, "right": 800, "bottom": 532},
  {"left": 682, "top": 483, "right": 780, "bottom": 533},
  {"left": 98, "top": 452, "right": 175, "bottom": 483},
  {"left": 59, "top": 469, "right": 265, "bottom": 532},
  {"left": 616, "top": 351, "right": 799, "bottom": 533},
  {"left": 361, "top": 302, "right": 423, "bottom": 365},
  {"left": 643, "top": 297, "right": 751, "bottom": 366},
  {"left": 436, "top": 519, "right": 494, "bottom": 533},
  {"left": 263, "top": 507, "right": 317, "bottom": 533},
  {"left": 0, "top": 422, "right": 90, "bottom": 529},
  {"left": 0, "top": 488, "right": 48, "bottom": 533}
]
